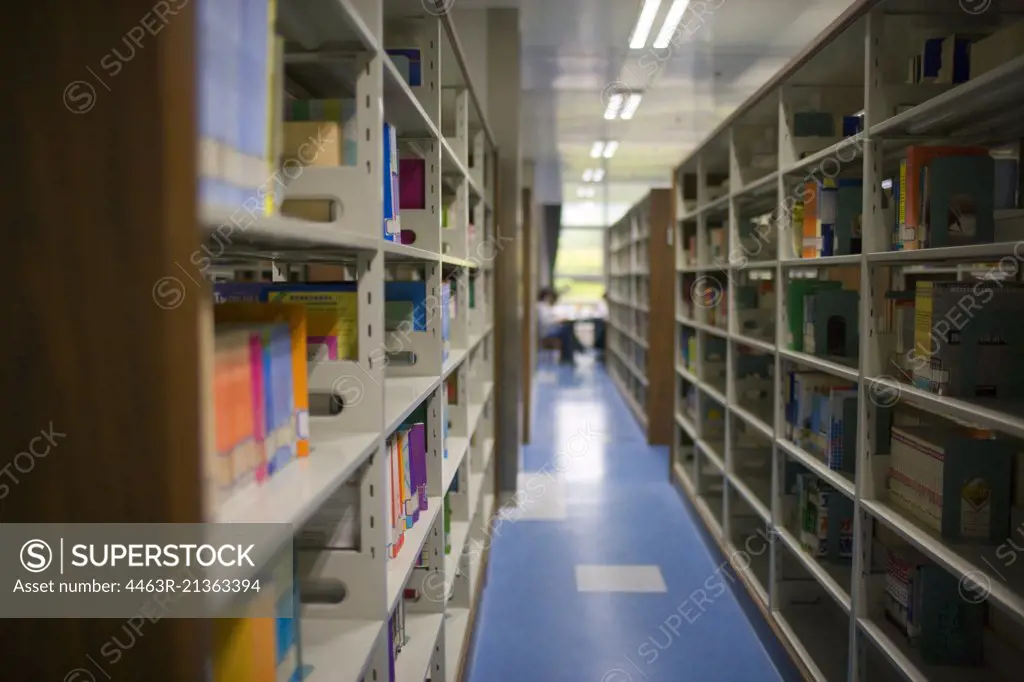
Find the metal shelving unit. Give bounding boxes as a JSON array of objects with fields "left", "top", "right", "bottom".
[
  {"left": 204, "top": 2, "right": 499, "bottom": 681},
  {"left": 670, "top": 2, "right": 1024, "bottom": 681},
  {"left": 606, "top": 189, "right": 674, "bottom": 444}
]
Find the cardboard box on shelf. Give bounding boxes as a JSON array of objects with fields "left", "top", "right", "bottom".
[{"left": 282, "top": 121, "right": 343, "bottom": 167}]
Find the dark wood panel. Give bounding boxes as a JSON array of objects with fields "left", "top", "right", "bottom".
[
  {"left": 0, "top": 0, "right": 204, "bottom": 679},
  {"left": 647, "top": 189, "right": 675, "bottom": 445}
]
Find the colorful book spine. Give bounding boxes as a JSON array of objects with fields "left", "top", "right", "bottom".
[
  {"left": 383, "top": 123, "right": 400, "bottom": 241},
  {"left": 385, "top": 281, "right": 430, "bottom": 331},
  {"left": 214, "top": 303, "right": 310, "bottom": 457},
  {"left": 263, "top": 283, "right": 359, "bottom": 362},
  {"left": 410, "top": 423, "right": 428, "bottom": 513}
]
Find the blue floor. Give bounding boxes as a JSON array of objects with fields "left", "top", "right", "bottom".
[{"left": 465, "top": 357, "right": 798, "bottom": 682}]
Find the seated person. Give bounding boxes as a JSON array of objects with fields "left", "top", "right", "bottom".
[{"left": 536, "top": 287, "right": 584, "bottom": 364}]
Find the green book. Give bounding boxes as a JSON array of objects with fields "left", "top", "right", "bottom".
[{"left": 787, "top": 280, "right": 841, "bottom": 351}]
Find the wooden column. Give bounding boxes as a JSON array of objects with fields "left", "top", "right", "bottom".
[{"left": 0, "top": 1, "right": 204, "bottom": 679}]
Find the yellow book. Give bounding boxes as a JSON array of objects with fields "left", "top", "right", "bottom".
[{"left": 265, "top": 289, "right": 359, "bottom": 362}]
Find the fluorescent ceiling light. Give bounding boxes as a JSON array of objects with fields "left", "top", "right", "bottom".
[
  {"left": 590, "top": 142, "right": 605, "bottom": 158},
  {"left": 602, "top": 141, "right": 619, "bottom": 158},
  {"left": 593, "top": 168, "right": 605, "bottom": 182},
  {"left": 620, "top": 93, "right": 642, "bottom": 120},
  {"left": 582, "top": 169, "right": 594, "bottom": 182},
  {"left": 629, "top": 0, "right": 663, "bottom": 49},
  {"left": 652, "top": 0, "right": 690, "bottom": 49},
  {"left": 603, "top": 93, "right": 623, "bottom": 120}
]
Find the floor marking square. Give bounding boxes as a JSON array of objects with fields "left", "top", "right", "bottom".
[{"left": 574, "top": 564, "right": 667, "bottom": 593}]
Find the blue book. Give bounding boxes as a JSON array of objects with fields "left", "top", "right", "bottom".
[
  {"left": 213, "top": 282, "right": 267, "bottom": 303},
  {"left": 383, "top": 123, "right": 400, "bottom": 241},
  {"left": 385, "top": 281, "right": 429, "bottom": 331}
]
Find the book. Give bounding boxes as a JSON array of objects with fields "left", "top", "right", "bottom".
[
  {"left": 214, "top": 303, "right": 311, "bottom": 457},
  {"left": 263, "top": 283, "right": 359, "bottom": 363},
  {"left": 383, "top": 122, "right": 400, "bottom": 241},
  {"left": 912, "top": 281, "right": 1024, "bottom": 398},
  {"left": 803, "top": 289, "right": 859, "bottom": 359},
  {"left": 284, "top": 99, "right": 358, "bottom": 165},
  {"left": 385, "top": 281, "right": 432, "bottom": 332},
  {"left": 884, "top": 545, "right": 985, "bottom": 665},
  {"left": 898, "top": 146, "right": 989, "bottom": 250},
  {"left": 786, "top": 280, "right": 842, "bottom": 351},
  {"left": 920, "top": 154, "right": 995, "bottom": 249},
  {"left": 888, "top": 425, "right": 1014, "bottom": 543}
]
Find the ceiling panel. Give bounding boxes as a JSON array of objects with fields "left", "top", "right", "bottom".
[{"left": 458, "top": 0, "right": 858, "bottom": 206}]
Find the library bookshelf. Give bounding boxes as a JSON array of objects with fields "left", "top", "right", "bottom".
[
  {"left": 606, "top": 189, "right": 674, "bottom": 444},
  {"left": 7, "top": 1, "right": 500, "bottom": 681},
  {"left": 671, "top": 2, "right": 1024, "bottom": 681},
  {"left": 209, "top": 4, "right": 502, "bottom": 682}
]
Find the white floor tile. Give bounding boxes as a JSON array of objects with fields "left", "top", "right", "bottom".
[{"left": 574, "top": 564, "right": 667, "bottom": 593}]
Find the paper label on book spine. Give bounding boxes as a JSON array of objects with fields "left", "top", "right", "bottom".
[{"left": 960, "top": 478, "right": 993, "bottom": 538}]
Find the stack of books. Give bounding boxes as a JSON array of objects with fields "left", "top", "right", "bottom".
[
  {"left": 884, "top": 544, "right": 985, "bottom": 666},
  {"left": 887, "top": 424, "right": 1014, "bottom": 543},
  {"left": 388, "top": 424, "right": 429, "bottom": 560}
]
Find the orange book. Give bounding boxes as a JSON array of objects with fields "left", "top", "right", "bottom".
[
  {"left": 212, "top": 331, "right": 253, "bottom": 501},
  {"left": 802, "top": 182, "right": 818, "bottom": 258},
  {"left": 215, "top": 303, "right": 311, "bottom": 457},
  {"left": 900, "top": 145, "right": 988, "bottom": 249},
  {"left": 212, "top": 616, "right": 275, "bottom": 682}
]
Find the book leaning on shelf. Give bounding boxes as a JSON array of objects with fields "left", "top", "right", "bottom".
[
  {"left": 911, "top": 280, "right": 1024, "bottom": 399},
  {"left": 887, "top": 424, "right": 1014, "bottom": 544}
]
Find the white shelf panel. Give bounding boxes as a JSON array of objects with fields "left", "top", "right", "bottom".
[
  {"left": 697, "top": 439, "right": 725, "bottom": 474},
  {"left": 862, "top": 498, "right": 1024, "bottom": 626},
  {"left": 732, "top": 333, "right": 776, "bottom": 354},
  {"left": 866, "top": 376, "right": 1024, "bottom": 440},
  {"left": 201, "top": 207, "right": 379, "bottom": 254},
  {"left": 383, "top": 56, "right": 440, "bottom": 139},
  {"left": 730, "top": 403, "right": 774, "bottom": 440},
  {"left": 674, "top": 411, "right": 698, "bottom": 441},
  {"left": 776, "top": 527, "right": 852, "bottom": 614},
  {"left": 781, "top": 254, "right": 861, "bottom": 267},
  {"left": 676, "top": 363, "right": 698, "bottom": 385},
  {"left": 442, "top": 348, "right": 468, "bottom": 379},
  {"left": 699, "top": 381, "right": 727, "bottom": 408},
  {"left": 383, "top": 240, "right": 443, "bottom": 262},
  {"left": 443, "top": 437, "right": 469, "bottom": 492},
  {"left": 301, "top": 618, "right": 383, "bottom": 682},
  {"left": 467, "top": 402, "right": 484, "bottom": 435},
  {"left": 870, "top": 53, "right": 1024, "bottom": 141},
  {"left": 447, "top": 520, "right": 471, "bottom": 568},
  {"left": 387, "top": 496, "right": 442, "bottom": 613},
  {"left": 385, "top": 376, "right": 441, "bottom": 437},
  {"left": 444, "top": 607, "right": 471, "bottom": 682},
  {"left": 479, "top": 380, "right": 494, "bottom": 403},
  {"left": 442, "top": 253, "right": 478, "bottom": 268},
  {"left": 866, "top": 241, "right": 1024, "bottom": 264},
  {"left": 216, "top": 427, "right": 378, "bottom": 527},
  {"left": 395, "top": 613, "right": 444, "bottom": 682},
  {"left": 775, "top": 437, "right": 855, "bottom": 499},
  {"left": 481, "top": 437, "right": 495, "bottom": 472},
  {"left": 779, "top": 349, "right": 858, "bottom": 382},
  {"left": 727, "top": 474, "right": 771, "bottom": 524}
]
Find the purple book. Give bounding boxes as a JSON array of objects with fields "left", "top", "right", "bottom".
[{"left": 410, "top": 423, "right": 428, "bottom": 513}]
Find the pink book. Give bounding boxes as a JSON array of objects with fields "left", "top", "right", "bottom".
[
  {"left": 399, "top": 158, "right": 426, "bottom": 210},
  {"left": 247, "top": 332, "right": 268, "bottom": 484}
]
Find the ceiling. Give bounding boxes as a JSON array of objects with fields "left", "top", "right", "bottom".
[{"left": 454, "top": 0, "right": 859, "bottom": 220}]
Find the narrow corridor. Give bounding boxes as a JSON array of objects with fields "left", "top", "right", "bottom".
[{"left": 466, "top": 358, "right": 800, "bottom": 682}]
